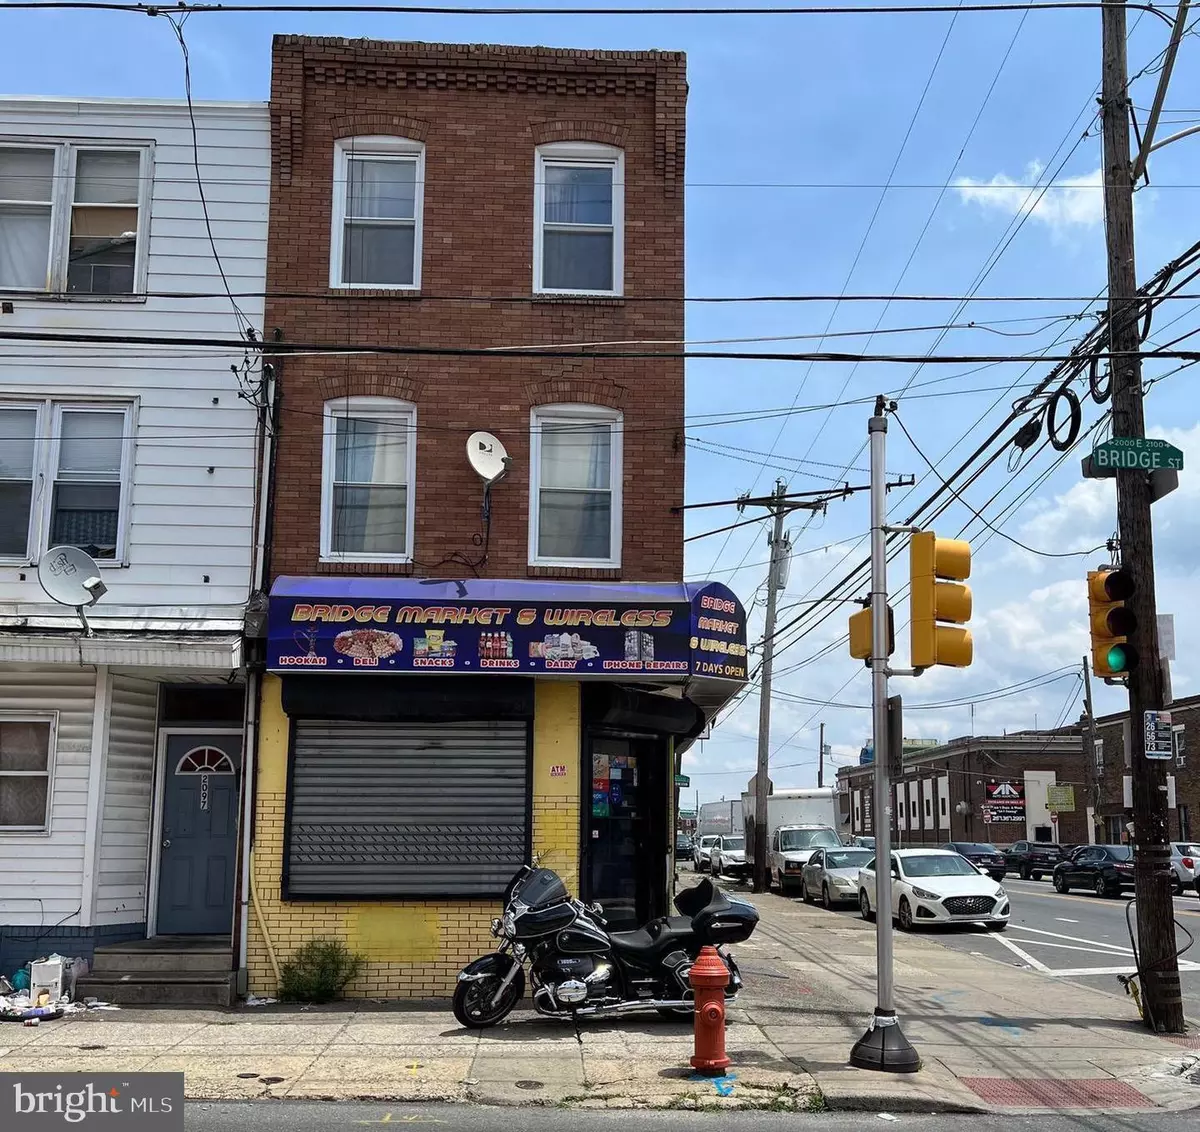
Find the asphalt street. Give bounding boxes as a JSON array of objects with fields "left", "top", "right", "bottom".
[
  {"left": 697, "top": 862, "right": 1200, "bottom": 1023},
  {"left": 184, "top": 1102, "right": 1200, "bottom": 1132}
]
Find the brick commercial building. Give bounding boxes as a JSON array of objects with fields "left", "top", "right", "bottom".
[
  {"left": 247, "top": 37, "right": 747, "bottom": 1000},
  {"left": 1091, "top": 693, "right": 1196, "bottom": 845},
  {"left": 837, "top": 734, "right": 1090, "bottom": 849}
]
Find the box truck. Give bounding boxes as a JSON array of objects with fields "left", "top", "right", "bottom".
[{"left": 742, "top": 787, "right": 844, "bottom": 894}]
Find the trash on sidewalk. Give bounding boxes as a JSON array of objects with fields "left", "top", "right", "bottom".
[{"left": 244, "top": 995, "right": 278, "bottom": 1007}]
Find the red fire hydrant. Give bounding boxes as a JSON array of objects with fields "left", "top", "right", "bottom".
[{"left": 689, "top": 944, "right": 731, "bottom": 1075}]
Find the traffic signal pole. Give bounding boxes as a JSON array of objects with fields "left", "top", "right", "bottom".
[
  {"left": 850, "top": 397, "right": 919, "bottom": 1072},
  {"left": 1101, "top": 0, "right": 1183, "bottom": 1032}
]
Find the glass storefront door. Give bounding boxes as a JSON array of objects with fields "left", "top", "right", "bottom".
[{"left": 583, "top": 732, "right": 668, "bottom": 931}]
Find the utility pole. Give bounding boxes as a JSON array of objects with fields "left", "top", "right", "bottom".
[
  {"left": 752, "top": 480, "right": 787, "bottom": 894},
  {"left": 818, "top": 721, "right": 826, "bottom": 789},
  {"left": 850, "top": 396, "right": 919, "bottom": 1072},
  {"left": 1101, "top": 0, "right": 1183, "bottom": 1032},
  {"left": 1082, "top": 656, "right": 1101, "bottom": 845}
]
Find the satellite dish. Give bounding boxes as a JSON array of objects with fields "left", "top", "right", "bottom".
[
  {"left": 467, "top": 431, "right": 512, "bottom": 485},
  {"left": 38, "top": 546, "right": 107, "bottom": 636}
]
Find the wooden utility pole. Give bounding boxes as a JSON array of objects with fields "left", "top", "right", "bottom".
[
  {"left": 1101, "top": 0, "right": 1183, "bottom": 1032},
  {"left": 752, "top": 481, "right": 787, "bottom": 894},
  {"left": 818, "top": 721, "right": 826, "bottom": 789}
]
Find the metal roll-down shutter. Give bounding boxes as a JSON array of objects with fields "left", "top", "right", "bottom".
[{"left": 287, "top": 719, "right": 530, "bottom": 898}]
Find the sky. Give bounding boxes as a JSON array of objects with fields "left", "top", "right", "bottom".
[{"left": 4, "top": 1, "right": 1200, "bottom": 805}]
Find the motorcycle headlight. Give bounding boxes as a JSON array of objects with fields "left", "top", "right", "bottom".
[
  {"left": 911, "top": 886, "right": 940, "bottom": 901},
  {"left": 502, "top": 912, "right": 517, "bottom": 938},
  {"left": 513, "top": 943, "right": 527, "bottom": 961},
  {"left": 490, "top": 917, "right": 503, "bottom": 938}
]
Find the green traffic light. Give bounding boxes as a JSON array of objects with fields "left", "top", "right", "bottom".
[{"left": 1107, "top": 644, "right": 1128, "bottom": 673}]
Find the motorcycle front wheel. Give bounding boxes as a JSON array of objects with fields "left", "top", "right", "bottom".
[{"left": 453, "top": 966, "right": 526, "bottom": 1029}]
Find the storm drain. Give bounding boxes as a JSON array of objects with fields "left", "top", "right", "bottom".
[
  {"left": 514, "top": 1080, "right": 544, "bottom": 1091},
  {"left": 961, "top": 1078, "right": 1153, "bottom": 1109}
]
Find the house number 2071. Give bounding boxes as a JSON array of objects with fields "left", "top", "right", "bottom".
[{"left": 200, "top": 774, "right": 210, "bottom": 811}]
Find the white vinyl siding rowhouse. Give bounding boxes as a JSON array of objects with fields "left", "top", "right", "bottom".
[{"left": 0, "top": 98, "right": 269, "bottom": 978}]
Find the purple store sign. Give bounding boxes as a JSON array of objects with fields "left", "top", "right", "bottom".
[{"left": 266, "top": 577, "right": 747, "bottom": 681}]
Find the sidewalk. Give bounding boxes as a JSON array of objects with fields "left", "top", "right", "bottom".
[{"left": 0, "top": 890, "right": 1196, "bottom": 1113}]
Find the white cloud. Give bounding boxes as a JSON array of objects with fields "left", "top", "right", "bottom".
[{"left": 955, "top": 161, "right": 1103, "bottom": 230}]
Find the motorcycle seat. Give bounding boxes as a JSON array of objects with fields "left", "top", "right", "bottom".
[{"left": 608, "top": 916, "right": 696, "bottom": 962}]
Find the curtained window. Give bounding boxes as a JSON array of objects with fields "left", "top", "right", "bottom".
[
  {"left": 530, "top": 406, "right": 622, "bottom": 565},
  {"left": 534, "top": 143, "right": 623, "bottom": 296},
  {"left": 321, "top": 397, "right": 416, "bottom": 561},
  {"left": 331, "top": 137, "right": 424, "bottom": 289},
  {"left": 0, "top": 144, "right": 146, "bottom": 294}
]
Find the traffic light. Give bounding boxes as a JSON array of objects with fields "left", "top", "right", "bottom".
[
  {"left": 910, "top": 531, "right": 973, "bottom": 669},
  {"left": 1088, "top": 568, "right": 1137, "bottom": 678},
  {"left": 848, "top": 604, "right": 895, "bottom": 662}
]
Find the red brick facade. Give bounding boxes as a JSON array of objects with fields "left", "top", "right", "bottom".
[{"left": 264, "top": 37, "right": 687, "bottom": 583}]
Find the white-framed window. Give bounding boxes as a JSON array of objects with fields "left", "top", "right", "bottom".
[
  {"left": 0, "top": 142, "right": 150, "bottom": 295},
  {"left": 330, "top": 136, "right": 424, "bottom": 290},
  {"left": 0, "top": 400, "right": 133, "bottom": 564},
  {"left": 0, "top": 715, "right": 56, "bottom": 833},
  {"left": 529, "top": 405, "right": 622, "bottom": 567},
  {"left": 320, "top": 397, "right": 416, "bottom": 562},
  {"left": 533, "top": 142, "right": 624, "bottom": 296}
]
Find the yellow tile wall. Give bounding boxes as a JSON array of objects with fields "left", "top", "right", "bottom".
[{"left": 247, "top": 674, "right": 582, "bottom": 999}]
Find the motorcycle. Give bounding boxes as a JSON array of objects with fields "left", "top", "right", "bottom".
[{"left": 452, "top": 863, "right": 759, "bottom": 1029}]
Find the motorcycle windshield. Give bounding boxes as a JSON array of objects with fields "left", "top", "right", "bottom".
[{"left": 512, "top": 868, "right": 570, "bottom": 909}]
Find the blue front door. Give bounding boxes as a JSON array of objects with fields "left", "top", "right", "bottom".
[{"left": 157, "top": 734, "right": 242, "bottom": 935}]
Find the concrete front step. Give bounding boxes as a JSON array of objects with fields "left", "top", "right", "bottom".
[
  {"left": 76, "top": 971, "right": 235, "bottom": 1008},
  {"left": 90, "top": 946, "right": 232, "bottom": 977}
]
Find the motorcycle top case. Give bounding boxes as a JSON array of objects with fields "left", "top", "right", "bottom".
[
  {"left": 694, "top": 896, "right": 759, "bottom": 944},
  {"left": 677, "top": 882, "right": 760, "bottom": 945}
]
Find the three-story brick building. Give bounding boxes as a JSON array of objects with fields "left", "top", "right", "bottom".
[{"left": 248, "top": 37, "right": 747, "bottom": 998}]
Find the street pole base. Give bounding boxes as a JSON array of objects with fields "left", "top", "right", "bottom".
[{"left": 849, "top": 1012, "right": 920, "bottom": 1073}]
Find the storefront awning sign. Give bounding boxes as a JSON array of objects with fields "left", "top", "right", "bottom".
[{"left": 267, "top": 577, "right": 748, "bottom": 682}]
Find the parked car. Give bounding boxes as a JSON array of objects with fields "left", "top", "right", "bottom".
[
  {"left": 851, "top": 836, "right": 876, "bottom": 849},
  {"left": 1052, "top": 844, "right": 1134, "bottom": 896},
  {"left": 942, "top": 842, "right": 1008, "bottom": 882},
  {"left": 1170, "top": 842, "right": 1200, "bottom": 895},
  {"left": 857, "top": 849, "right": 1009, "bottom": 932},
  {"left": 693, "top": 834, "right": 720, "bottom": 871},
  {"left": 768, "top": 825, "right": 843, "bottom": 895},
  {"left": 710, "top": 835, "right": 748, "bottom": 879},
  {"left": 675, "top": 833, "right": 694, "bottom": 858},
  {"left": 800, "top": 847, "right": 876, "bottom": 909},
  {"left": 1004, "top": 840, "right": 1065, "bottom": 880}
]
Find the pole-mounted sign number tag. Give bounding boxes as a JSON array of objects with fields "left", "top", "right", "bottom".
[
  {"left": 1144, "top": 710, "right": 1174, "bottom": 760},
  {"left": 1093, "top": 438, "right": 1184, "bottom": 472}
]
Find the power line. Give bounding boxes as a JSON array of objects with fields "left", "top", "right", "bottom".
[
  {"left": 709, "top": 2, "right": 966, "bottom": 581},
  {"left": 8, "top": 326, "right": 1197, "bottom": 364},
  {"left": 891, "top": 410, "right": 1108, "bottom": 558},
  {"left": 0, "top": 1, "right": 1179, "bottom": 16}
]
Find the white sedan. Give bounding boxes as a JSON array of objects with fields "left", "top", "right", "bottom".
[{"left": 857, "top": 848, "right": 1010, "bottom": 932}]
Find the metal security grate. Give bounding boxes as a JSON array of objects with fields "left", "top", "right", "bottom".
[
  {"left": 944, "top": 895, "right": 996, "bottom": 916},
  {"left": 961, "top": 1078, "right": 1153, "bottom": 1109}
]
